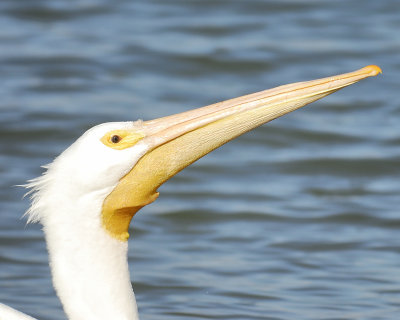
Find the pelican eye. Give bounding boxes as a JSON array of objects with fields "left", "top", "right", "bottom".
[
  {"left": 101, "top": 129, "right": 145, "bottom": 150},
  {"left": 111, "top": 135, "right": 121, "bottom": 144}
]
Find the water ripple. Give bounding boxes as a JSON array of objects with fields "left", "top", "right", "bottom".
[{"left": 1, "top": 1, "right": 399, "bottom": 320}]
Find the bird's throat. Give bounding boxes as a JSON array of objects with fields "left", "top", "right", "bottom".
[
  {"left": 101, "top": 207, "right": 141, "bottom": 241},
  {"left": 101, "top": 171, "right": 160, "bottom": 241}
]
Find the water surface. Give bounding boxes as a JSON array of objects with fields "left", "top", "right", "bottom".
[{"left": 1, "top": 1, "right": 399, "bottom": 319}]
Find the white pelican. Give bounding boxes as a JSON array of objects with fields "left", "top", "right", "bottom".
[{"left": 0, "top": 65, "right": 381, "bottom": 320}]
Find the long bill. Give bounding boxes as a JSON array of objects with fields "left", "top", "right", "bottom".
[{"left": 102, "top": 65, "right": 381, "bottom": 240}]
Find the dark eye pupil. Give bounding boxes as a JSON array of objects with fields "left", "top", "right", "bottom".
[{"left": 111, "top": 135, "right": 121, "bottom": 143}]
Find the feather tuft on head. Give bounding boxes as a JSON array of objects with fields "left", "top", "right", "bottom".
[{"left": 23, "top": 164, "right": 54, "bottom": 224}]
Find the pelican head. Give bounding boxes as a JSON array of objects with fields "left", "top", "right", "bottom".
[{"left": 1, "top": 65, "right": 381, "bottom": 320}]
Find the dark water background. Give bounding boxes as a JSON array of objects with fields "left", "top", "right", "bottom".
[{"left": 0, "top": 1, "right": 399, "bottom": 319}]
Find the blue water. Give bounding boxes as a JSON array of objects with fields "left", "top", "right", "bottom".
[{"left": 0, "top": 1, "right": 399, "bottom": 319}]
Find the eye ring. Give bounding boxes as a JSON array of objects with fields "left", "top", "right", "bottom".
[{"left": 111, "top": 135, "right": 121, "bottom": 144}]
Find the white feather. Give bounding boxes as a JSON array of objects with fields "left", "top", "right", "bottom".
[
  {"left": 0, "top": 303, "right": 37, "bottom": 320},
  {"left": 17, "top": 122, "right": 150, "bottom": 320}
]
